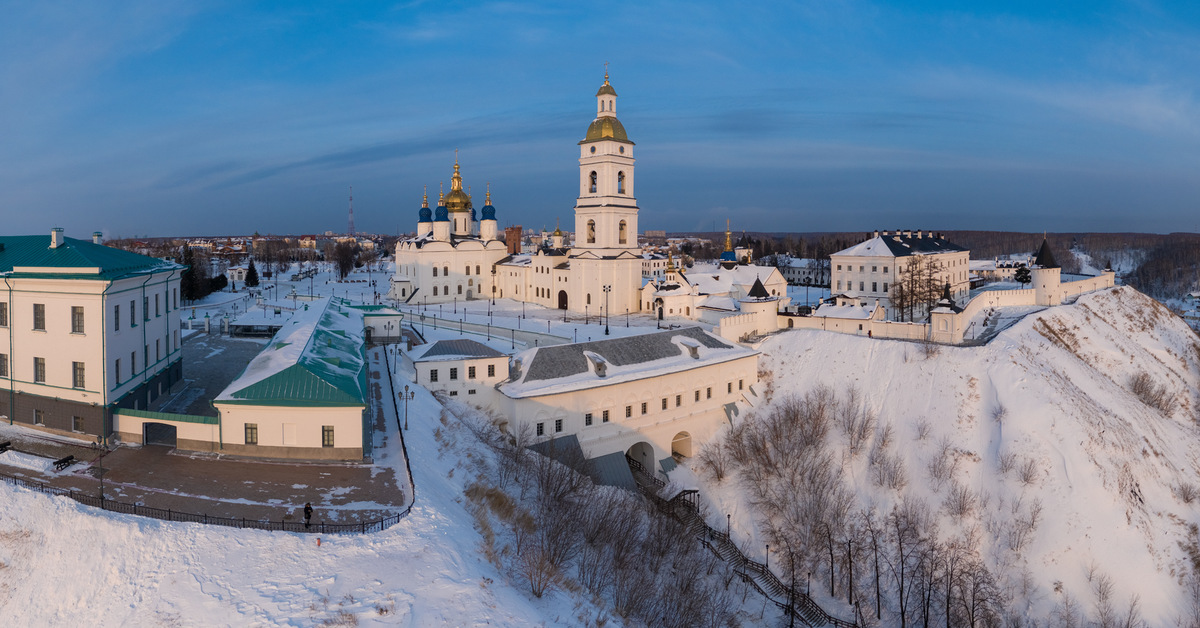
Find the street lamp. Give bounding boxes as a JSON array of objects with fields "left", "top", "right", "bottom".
[
  {"left": 400, "top": 385, "right": 415, "bottom": 431},
  {"left": 602, "top": 285, "right": 611, "bottom": 335},
  {"left": 94, "top": 436, "right": 108, "bottom": 504},
  {"left": 491, "top": 267, "right": 496, "bottom": 306}
]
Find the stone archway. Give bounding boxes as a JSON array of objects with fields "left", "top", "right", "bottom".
[
  {"left": 654, "top": 298, "right": 664, "bottom": 320},
  {"left": 671, "top": 431, "right": 692, "bottom": 458},
  {"left": 558, "top": 290, "right": 568, "bottom": 310},
  {"left": 626, "top": 441, "right": 655, "bottom": 474}
]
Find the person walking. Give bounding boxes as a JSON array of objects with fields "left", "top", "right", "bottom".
[{"left": 303, "top": 502, "right": 313, "bottom": 529}]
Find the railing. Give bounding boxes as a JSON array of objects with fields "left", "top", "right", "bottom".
[
  {"left": 625, "top": 457, "right": 856, "bottom": 628},
  {"left": 0, "top": 472, "right": 406, "bottom": 534}
]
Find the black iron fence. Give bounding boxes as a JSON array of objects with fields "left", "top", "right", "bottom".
[{"left": 0, "top": 471, "right": 407, "bottom": 534}]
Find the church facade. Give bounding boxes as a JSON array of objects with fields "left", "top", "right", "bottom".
[{"left": 389, "top": 72, "right": 643, "bottom": 317}]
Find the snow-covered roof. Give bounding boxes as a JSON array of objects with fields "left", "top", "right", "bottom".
[
  {"left": 412, "top": 339, "right": 506, "bottom": 362},
  {"left": 833, "top": 233, "right": 966, "bottom": 258},
  {"left": 697, "top": 295, "right": 737, "bottom": 311},
  {"left": 215, "top": 297, "right": 367, "bottom": 406},
  {"left": 500, "top": 327, "right": 756, "bottom": 398},
  {"left": 811, "top": 303, "right": 877, "bottom": 320}
]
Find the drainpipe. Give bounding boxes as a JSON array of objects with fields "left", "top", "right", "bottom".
[
  {"left": 99, "top": 277, "right": 117, "bottom": 444},
  {"left": 138, "top": 273, "right": 153, "bottom": 403},
  {"left": 3, "top": 275, "right": 13, "bottom": 425}
]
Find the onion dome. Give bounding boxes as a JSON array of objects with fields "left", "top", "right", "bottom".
[
  {"left": 720, "top": 219, "right": 737, "bottom": 262},
  {"left": 596, "top": 70, "right": 617, "bottom": 97},
  {"left": 418, "top": 187, "right": 432, "bottom": 222},
  {"left": 583, "top": 117, "right": 629, "bottom": 143},
  {"left": 444, "top": 160, "right": 473, "bottom": 213},
  {"left": 434, "top": 204, "right": 449, "bottom": 222},
  {"left": 481, "top": 186, "right": 496, "bottom": 221}
]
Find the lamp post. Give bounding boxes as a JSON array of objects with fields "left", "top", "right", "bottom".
[
  {"left": 602, "top": 285, "right": 611, "bottom": 335},
  {"left": 626, "top": 307, "right": 629, "bottom": 327},
  {"left": 491, "top": 267, "right": 496, "bottom": 306},
  {"left": 400, "top": 385, "right": 415, "bottom": 431},
  {"left": 453, "top": 296, "right": 457, "bottom": 314},
  {"left": 95, "top": 436, "right": 107, "bottom": 504}
]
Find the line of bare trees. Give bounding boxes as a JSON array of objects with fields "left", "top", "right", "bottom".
[
  {"left": 694, "top": 385, "right": 1154, "bottom": 627},
  {"left": 451, "top": 406, "right": 740, "bottom": 628}
]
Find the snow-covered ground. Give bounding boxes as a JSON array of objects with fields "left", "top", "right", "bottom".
[
  {"left": 0, "top": 350, "right": 609, "bottom": 626},
  {"left": 691, "top": 286, "right": 1200, "bottom": 624}
]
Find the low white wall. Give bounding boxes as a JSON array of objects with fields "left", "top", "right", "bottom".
[
  {"left": 114, "top": 412, "right": 219, "bottom": 445},
  {"left": 715, "top": 312, "right": 759, "bottom": 341}
]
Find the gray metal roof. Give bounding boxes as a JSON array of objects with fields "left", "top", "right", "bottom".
[
  {"left": 523, "top": 326, "right": 730, "bottom": 383},
  {"left": 589, "top": 452, "right": 638, "bottom": 491},
  {"left": 415, "top": 339, "right": 505, "bottom": 361}
]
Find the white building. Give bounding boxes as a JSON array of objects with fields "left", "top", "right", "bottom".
[
  {"left": 775, "top": 256, "right": 830, "bottom": 286},
  {"left": 830, "top": 230, "right": 970, "bottom": 320},
  {"left": 389, "top": 71, "right": 645, "bottom": 318},
  {"left": 497, "top": 327, "right": 760, "bottom": 477},
  {"left": 412, "top": 339, "right": 509, "bottom": 402},
  {"left": 1, "top": 229, "right": 184, "bottom": 441}
]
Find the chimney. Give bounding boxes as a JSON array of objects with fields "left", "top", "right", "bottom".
[
  {"left": 903, "top": 230, "right": 911, "bottom": 238},
  {"left": 917, "top": 231, "right": 924, "bottom": 239},
  {"left": 50, "top": 227, "right": 64, "bottom": 249},
  {"left": 872, "top": 230, "right": 879, "bottom": 238},
  {"left": 92, "top": 232, "right": 103, "bottom": 245}
]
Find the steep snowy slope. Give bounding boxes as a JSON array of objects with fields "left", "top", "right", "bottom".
[{"left": 710, "top": 286, "right": 1200, "bottom": 624}]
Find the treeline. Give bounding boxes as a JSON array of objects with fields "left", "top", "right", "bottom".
[
  {"left": 449, "top": 404, "right": 740, "bottom": 628},
  {"left": 695, "top": 385, "right": 1170, "bottom": 627},
  {"left": 1121, "top": 235, "right": 1200, "bottom": 299}
]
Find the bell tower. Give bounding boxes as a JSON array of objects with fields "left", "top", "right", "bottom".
[{"left": 573, "top": 69, "right": 638, "bottom": 255}]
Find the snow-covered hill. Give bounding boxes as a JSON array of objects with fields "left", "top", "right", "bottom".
[{"left": 699, "top": 286, "right": 1200, "bottom": 624}]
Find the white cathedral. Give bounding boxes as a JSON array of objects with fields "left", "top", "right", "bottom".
[{"left": 389, "top": 71, "right": 643, "bottom": 318}]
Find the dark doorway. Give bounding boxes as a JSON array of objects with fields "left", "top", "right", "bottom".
[
  {"left": 558, "top": 290, "right": 568, "bottom": 310},
  {"left": 143, "top": 422, "right": 177, "bottom": 448}
]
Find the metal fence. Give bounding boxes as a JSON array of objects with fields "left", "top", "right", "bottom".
[{"left": 1, "top": 470, "right": 408, "bottom": 535}]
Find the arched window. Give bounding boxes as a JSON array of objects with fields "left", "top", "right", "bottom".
[
  {"left": 587, "top": 220, "right": 596, "bottom": 244},
  {"left": 458, "top": 285, "right": 463, "bottom": 295},
  {"left": 589, "top": 171, "right": 597, "bottom": 194},
  {"left": 475, "top": 265, "right": 480, "bottom": 275},
  {"left": 619, "top": 220, "right": 627, "bottom": 244},
  {"left": 443, "top": 266, "right": 449, "bottom": 276},
  {"left": 617, "top": 171, "right": 625, "bottom": 194},
  {"left": 587, "top": 293, "right": 591, "bottom": 305},
  {"left": 432, "top": 267, "right": 438, "bottom": 277},
  {"left": 433, "top": 286, "right": 439, "bottom": 296},
  {"left": 465, "top": 265, "right": 470, "bottom": 276}
]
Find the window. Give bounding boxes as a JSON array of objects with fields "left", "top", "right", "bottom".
[
  {"left": 554, "top": 419, "right": 563, "bottom": 433},
  {"left": 72, "top": 416, "right": 84, "bottom": 433},
  {"left": 487, "top": 364, "right": 495, "bottom": 377},
  {"left": 156, "top": 339, "right": 161, "bottom": 362},
  {"left": 675, "top": 394, "right": 682, "bottom": 407},
  {"left": 322, "top": 426, "right": 335, "bottom": 447},
  {"left": 114, "top": 304, "right": 120, "bottom": 331},
  {"left": 468, "top": 366, "right": 476, "bottom": 379},
  {"left": 433, "top": 267, "right": 438, "bottom": 277},
  {"left": 589, "top": 171, "right": 597, "bottom": 194},
  {"left": 0, "top": 302, "right": 7, "bottom": 326},
  {"left": 464, "top": 265, "right": 470, "bottom": 276},
  {"left": 173, "top": 288, "right": 178, "bottom": 309},
  {"left": 433, "top": 286, "right": 438, "bottom": 296},
  {"left": 860, "top": 266, "right": 865, "bottom": 272},
  {"left": 625, "top": 405, "right": 632, "bottom": 418},
  {"left": 837, "top": 264, "right": 842, "bottom": 271},
  {"left": 449, "top": 367, "right": 458, "bottom": 381},
  {"left": 429, "top": 369, "right": 439, "bottom": 383},
  {"left": 33, "top": 304, "right": 45, "bottom": 330},
  {"left": 536, "top": 422, "right": 545, "bottom": 436},
  {"left": 883, "top": 282, "right": 889, "bottom": 292},
  {"left": 662, "top": 398, "right": 668, "bottom": 410},
  {"left": 617, "top": 171, "right": 626, "bottom": 194},
  {"left": 130, "top": 300, "right": 136, "bottom": 326},
  {"left": 602, "top": 410, "right": 610, "bottom": 423},
  {"left": 706, "top": 387, "right": 712, "bottom": 399},
  {"left": 443, "top": 265, "right": 448, "bottom": 276},
  {"left": 695, "top": 390, "right": 700, "bottom": 402},
  {"left": 143, "top": 297, "right": 149, "bottom": 320},
  {"left": 739, "top": 379, "right": 744, "bottom": 390},
  {"left": 883, "top": 267, "right": 889, "bottom": 274},
  {"left": 836, "top": 281, "right": 841, "bottom": 290},
  {"left": 587, "top": 220, "right": 596, "bottom": 244},
  {"left": 114, "top": 358, "right": 120, "bottom": 383},
  {"left": 728, "top": 382, "right": 733, "bottom": 393},
  {"left": 72, "top": 362, "right": 85, "bottom": 388},
  {"left": 33, "top": 357, "right": 45, "bottom": 383},
  {"left": 0, "top": 353, "right": 7, "bottom": 377},
  {"left": 468, "top": 389, "right": 476, "bottom": 395},
  {"left": 34, "top": 409, "right": 45, "bottom": 426},
  {"left": 641, "top": 402, "right": 647, "bottom": 415},
  {"left": 872, "top": 266, "right": 877, "bottom": 272},
  {"left": 872, "top": 282, "right": 877, "bottom": 292},
  {"left": 449, "top": 391, "right": 458, "bottom": 396},
  {"left": 457, "top": 285, "right": 463, "bottom": 295},
  {"left": 619, "top": 219, "right": 627, "bottom": 244},
  {"left": 155, "top": 294, "right": 160, "bottom": 317},
  {"left": 245, "top": 423, "right": 258, "bottom": 445},
  {"left": 475, "top": 265, "right": 480, "bottom": 275},
  {"left": 585, "top": 413, "right": 593, "bottom": 426},
  {"left": 859, "top": 282, "right": 864, "bottom": 291}
]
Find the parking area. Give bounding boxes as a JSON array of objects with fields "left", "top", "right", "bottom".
[{"left": 158, "top": 331, "right": 268, "bottom": 416}]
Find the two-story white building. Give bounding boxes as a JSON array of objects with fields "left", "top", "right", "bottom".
[{"left": 1, "top": 229, "right": 184, "bottom": 441}]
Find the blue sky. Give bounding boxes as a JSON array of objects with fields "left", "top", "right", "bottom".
[{"left": 2, "top": 1, "right": 1200, "bottom": 237}]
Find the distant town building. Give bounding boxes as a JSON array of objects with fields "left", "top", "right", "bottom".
[{"left": 830, "top": 230, "right": 970, "bottom": 320}]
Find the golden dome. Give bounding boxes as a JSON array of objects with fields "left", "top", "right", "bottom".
[
  {"left": 444, "top": 160, "right": 473, "bottom": 212},
  {"left": 596, "top": 68, "right": 617, "bottom": 97},
  {"left": 582, "top": 116, "right": 631, "bottom": 143}
]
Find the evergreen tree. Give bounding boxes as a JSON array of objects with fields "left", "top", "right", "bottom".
[
  {"left": 245, "top": 259, "right": 260, "bottom": 287},
  {"left": 1014, "top": 266, "right": 1032, "bottom": 286},
  {"left": 180, "top": 244, "right": 198, "bottom": 301}
]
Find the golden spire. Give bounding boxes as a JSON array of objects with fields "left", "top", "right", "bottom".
[
  {"left": 724, "top": 219, "right": 733, "bottom": 252},
  {"left": 438, "top": 181, "right": 444, "bottom": 204},
  {"left": 604, "top": 61, "right": 609, "bottom": 85},
  {"left": 422, "top": 185, "right": 428, "bottom": 208},
  {"left": 485, "top": 182, "right": 491, "bottom": 205},
  {"left": 666, "top": 248, "right": 676, "bottom": 272},
  {"left": 451, "top": 163, "right": 463, "bottom": 191},
  {"left": 468, "top": 185, "right": 472, "bottom": 201},
  {"left": 553, "top": 217, "right": 562, "bottom": 237}
]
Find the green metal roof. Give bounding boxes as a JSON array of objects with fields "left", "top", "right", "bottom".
[
  {"left": 116, "top": 408, "right": 219, "bottom": 425},
  {"left": 217, "top": 298, "right": 368, "bottom": 407},
  {"left": 0, "top": 235, "right": 181, "bottom": 280}
]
